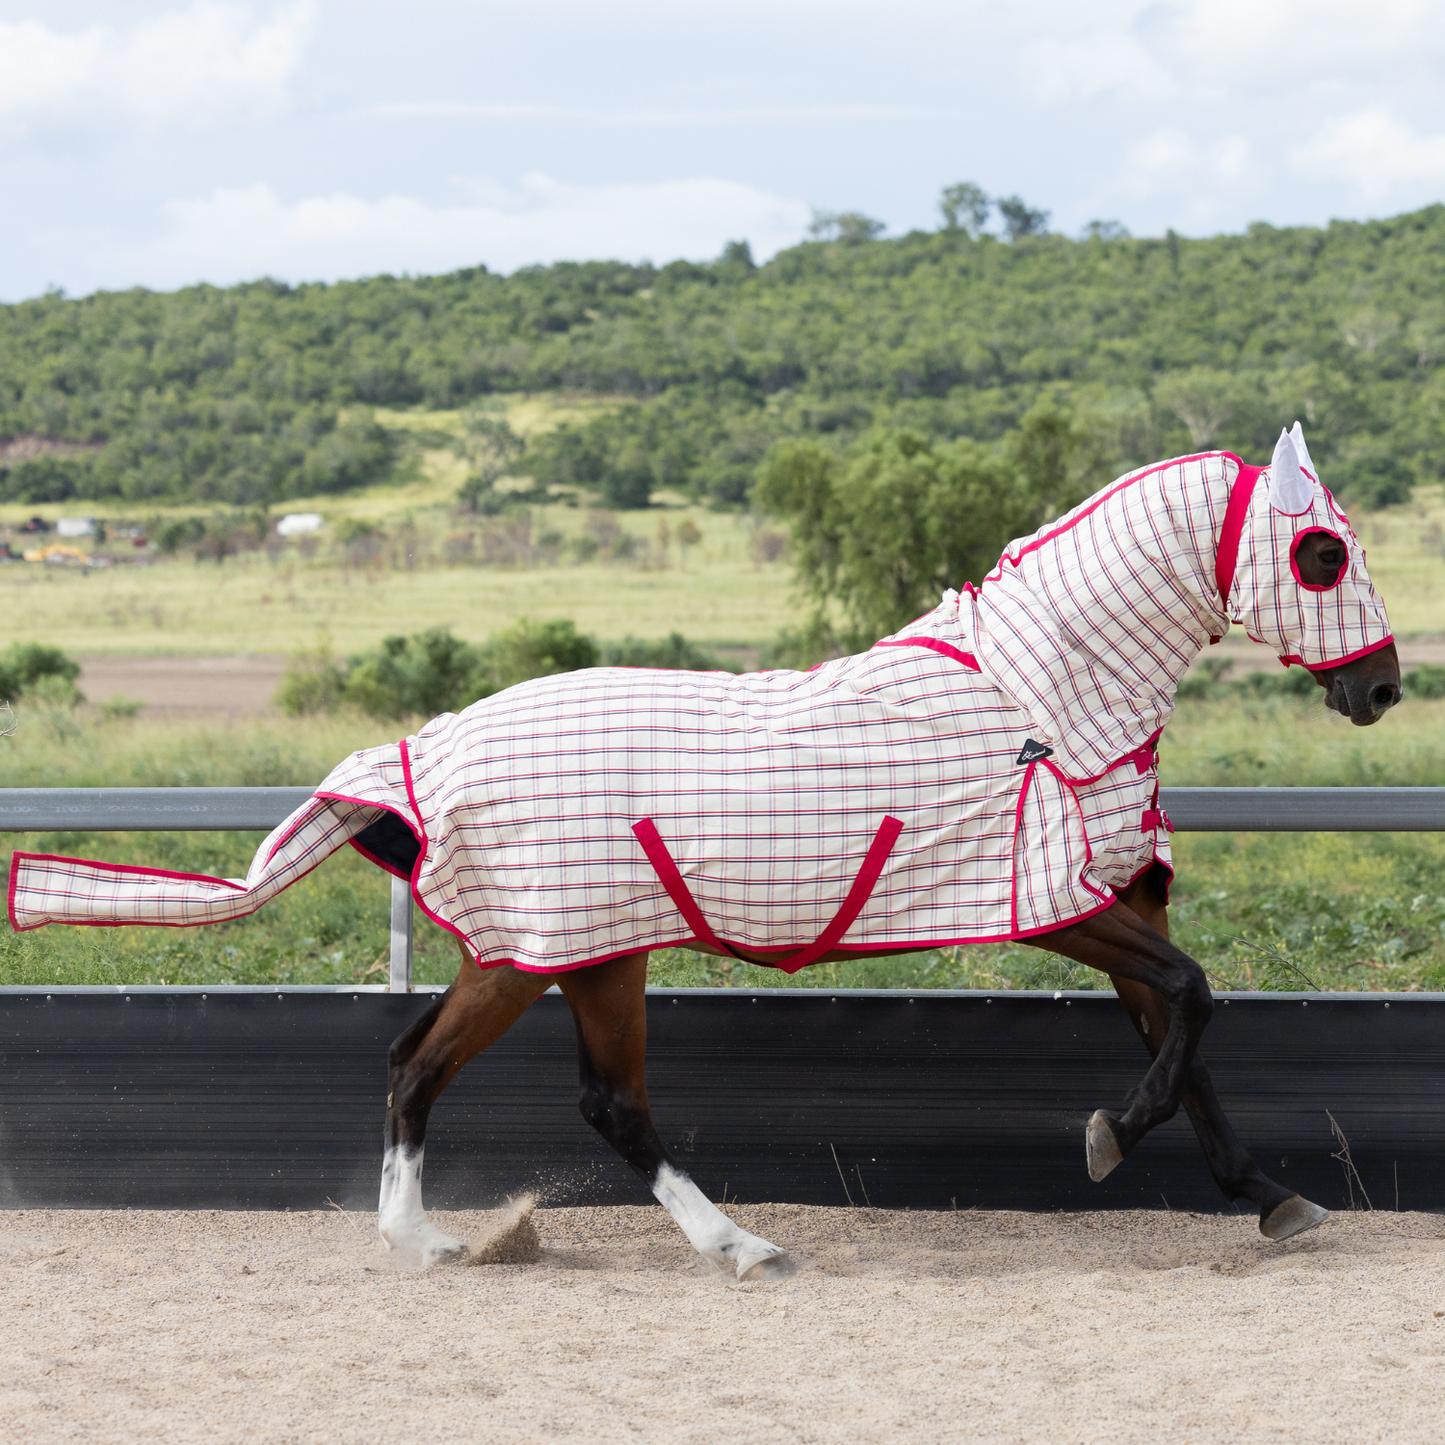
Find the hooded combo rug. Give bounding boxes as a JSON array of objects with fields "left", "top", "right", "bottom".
[{"left": 7, "top": 434, "right": 1394, "bottom": 973}]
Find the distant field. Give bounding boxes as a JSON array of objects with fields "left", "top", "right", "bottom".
[
  {"left": 0, "top": 506, "right": 799, "bottom": 657},
  {"left": 2, "top": 410, "right": 1441, "bottom": 656}
]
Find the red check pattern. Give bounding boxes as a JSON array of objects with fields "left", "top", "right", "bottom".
[{"left": 8, "top": 447, "right": 1392, "bottom": 974}]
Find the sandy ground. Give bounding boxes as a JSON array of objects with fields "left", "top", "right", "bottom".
[
  {"left": 76, "top": 655, "right": 287, "bottom": 719},
  {"left": 1, "top": 1205, "right": 1442, "bottom": 1445}
]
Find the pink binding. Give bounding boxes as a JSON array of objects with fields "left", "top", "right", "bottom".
[
  {"left": 632, "top": 814, "right": 904, "bottom": 974},
  {"left": 1214, "top": 461, "right": 1262, "bottom": 605}
]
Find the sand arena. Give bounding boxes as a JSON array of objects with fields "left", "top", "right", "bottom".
[{"left": 1, "top": 1202, "right": 1442, "bottom": 1444}]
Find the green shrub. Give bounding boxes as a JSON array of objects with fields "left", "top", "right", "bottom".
[
  {"left": 600, "top": 632, "right": 729, "bottom": 671},
  {"left": 1405, "top": 663, "right": 1445, "bottom": 700},
  {"left": 342, "top": 627, "right": 484, "bottom": 720},
  {"left": 0, "top": 456, "right": 90, "bottom": 503},
  {"left": 0, "top": 643, "right": 82, "bottom": 702},
  {"left": 1331, "top": 453, "right": 1414, "bottom": 510},
  {"left": 278, "top": 619, "right": 729, "bottom": 720},
  {"left": 275, "top": 635, "right": 349, "bottom": 717}
]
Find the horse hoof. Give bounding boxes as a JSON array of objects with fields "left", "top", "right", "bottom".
[
  {"left": 736, "top": 1243, "right": 795, "bottom": 1282},
  {"left": 1086, "top": 1110, "right": 1124, "bottom": 1182},
  {"left": 1260, "top": 1195, "right": 1330, "bottom": 1242}
]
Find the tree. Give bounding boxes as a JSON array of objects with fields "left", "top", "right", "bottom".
[
  {"left": 939, "top": 182, "right": 990, "bottom": 237},
  {"left": 808, "top": 209, "right": 885, "bottom": 244},
  {"left": 1153, "top": 368, "right": 1251, "bottom": 449},
  {"left": 1082, "top": 220, "right": 1129, "bottom": 241},
  {"left": 754, "top": 403, "right": 1107, "bottom": 640},
  {"left": 719, "top": 239, "right": 755, "bottom": 269},
  {"left": 996, "top": 196, "right": 1049, "bottom": 241}
]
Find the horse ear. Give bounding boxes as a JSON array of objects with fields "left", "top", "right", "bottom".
[
  {"left": 1289, "top": 420, "right": 1318, "bottom": 481},
  {"left": 1268, "top": 428, "right": 1313, "bottom": 514}
]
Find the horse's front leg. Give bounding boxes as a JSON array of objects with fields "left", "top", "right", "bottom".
[
  {"left": 556, "top": 951, "right": 793, "bottom": 1281},
  {"left": 1040, "top": 898, "right": 1214, "bottom": 1182},
  {"left": 381, "top": 950, "right": 549, "bottom": 1265},
  {"left": 1106, "top": 871, "right": 1328, "bottom": 1241}
]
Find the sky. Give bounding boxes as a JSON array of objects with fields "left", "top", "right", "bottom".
[{"left": 3, "top": 0, "right": 1445, "bottom": 301}]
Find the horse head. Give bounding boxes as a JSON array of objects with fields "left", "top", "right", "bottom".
[{"left": 1229, "top": 424, "right": 1400, "bottom": 726}]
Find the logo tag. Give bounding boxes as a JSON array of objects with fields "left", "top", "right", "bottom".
[{"left": 1015, "top": 738, "right": 1053, "bottom": 766}]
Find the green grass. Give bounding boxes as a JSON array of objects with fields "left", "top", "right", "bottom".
[{"left": 3, "top": 692, "right": 1443, "bottom": 991}]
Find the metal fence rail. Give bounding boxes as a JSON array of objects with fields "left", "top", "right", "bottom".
[{"left": 4, "top": 786, "right": 1444, "bottom": 992}]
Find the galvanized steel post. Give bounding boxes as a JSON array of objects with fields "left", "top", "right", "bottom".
[{"left": 389, "top": 875, "right": 413, "bottom": 992}]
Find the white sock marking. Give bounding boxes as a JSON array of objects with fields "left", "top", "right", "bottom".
[
  {"left": 377, "top": 1143, "right": 467, "bottom": 1266},
  {"left": 652, "top": 1162, "right": 789, "bottom": 1279}
]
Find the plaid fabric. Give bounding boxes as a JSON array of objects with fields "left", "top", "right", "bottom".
[
  {"left": 1227, "top": 468, "right": 1391, "bottom": 670},
  {"left": 11, "top": 447, "right": 1388, "bottom": 972}
]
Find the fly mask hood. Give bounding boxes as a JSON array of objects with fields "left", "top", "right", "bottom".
[{"left": 1219, "top": 425, "right": 1393, "bottom": 671}]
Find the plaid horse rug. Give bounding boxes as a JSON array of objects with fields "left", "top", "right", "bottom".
[{"left": 9, "top": 441, "right": 1391, "bottom": 975}]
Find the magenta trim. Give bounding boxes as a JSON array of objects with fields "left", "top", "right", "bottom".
[
  {"left": 631, "top": 819, "right": 725, "bottom": 949},
  {"left": 1281, "top": 633, "right": 1396, "bottom": 672},
  {"left": 631, "top": 814, "right": 904, "bottom": 975},
  {"left": 874, "top": 637, "right": 981, "bottom": 672},
  {"left": 397, "top": 739, "right": 477, "bottom": 957},
  {"left": 1214, "top": 462, "right": 1262, "bottom": 605},
  {"left": 7, "top": 851, "right": 23, "bottom": 931},
  {"left": 479, "top": 897, "right": 1123, "bottom": 975},
  {"left": 349, "top": 839, "right": 412, "bottom": 881},
  {"left": 1007, "top": 759, "right": 1036, "bottom": 935},
  {"left": 312, "top": 786, "right": 426, "bottom": 881},
  {"left": 985, "top": 451, "right": 1245, "bottom": 586},
  {"left": 1038, "top": 758, "right": 1113, "bottom": 908},
  {"left": 3, "top": 848, "right": 340, "bottom": 934},
  {"left": 1288, "top": 526, "right": 1347, "bottom": 593}
]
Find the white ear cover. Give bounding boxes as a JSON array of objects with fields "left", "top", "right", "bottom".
[
  {"left": 1289, "top": 420, "right": 1318, "bottom": 482},
  {"left": 1268, "top": 428, "right": 1313, "bottom": 514}
]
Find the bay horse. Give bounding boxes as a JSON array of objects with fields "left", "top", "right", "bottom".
[{"left": 9, "top": 429, "right": 1401, "bottom": 1278}]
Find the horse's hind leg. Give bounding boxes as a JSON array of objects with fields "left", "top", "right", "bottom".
[
  {"left": 556, "top": 952, "right": 793, "bottom": 1281},
  {"left": 380, "top": 947, "right": 549, "bottom": 1265},
  {"left": 1107, "top": 872, "right": 1328, "bottom": 1241}
]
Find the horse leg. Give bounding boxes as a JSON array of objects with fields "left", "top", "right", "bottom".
[
  {"left": 1040, "top": 893, "right": 1215, "bottom": 1182},
  {"left": 380, "top": 947, "right": 550, "bottom": 1265},
  {"left": 556, "top": 951, "right": 793, "bottom": 1281},
  {"left": 1107, "top": 869, "right": 1328, "bottom": 1239}
]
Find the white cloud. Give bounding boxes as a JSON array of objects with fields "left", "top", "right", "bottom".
[
  {"left": 94, "top": 175, "right": 812, "bottom": 292},
  {"left": 1117, "top": 130, "right": 1258, "bottom": 196},
  {"left": 1019, "top": 32, "right": 1169, "bottom": 103},
  {"left": 376, "top": 101, "right": 957, "bottom": 125},
  {"left": 0, "top": 2, "right": 314, "bottom": 134},
  {"left": 1289, "top": 110, "right": 1445, "bottom": 201}
]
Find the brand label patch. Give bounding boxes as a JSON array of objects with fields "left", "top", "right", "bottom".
[{"left": 1015, "top": 738, "right": 1054, "bottom": 766}]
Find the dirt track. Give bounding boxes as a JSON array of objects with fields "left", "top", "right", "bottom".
[{"left": 2, "top": 1205, "right": 1442, "bottom": 1444}]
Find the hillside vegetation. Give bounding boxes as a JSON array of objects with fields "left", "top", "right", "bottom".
[{"left": 3, "top": 207, "right": 1444, "bottom": 511}]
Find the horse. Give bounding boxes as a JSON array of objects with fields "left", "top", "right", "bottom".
[{"left": 9, "top": 427, "right": 1401, "bottom": 1279}]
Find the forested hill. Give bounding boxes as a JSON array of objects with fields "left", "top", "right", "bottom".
[{"left": 3, "top": 205, "right": 1444, "bottom": 509}]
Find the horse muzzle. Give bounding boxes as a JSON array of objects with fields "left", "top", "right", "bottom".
[{"left": 1320, "top": 643, "right": 1403, "bottom": 726}]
